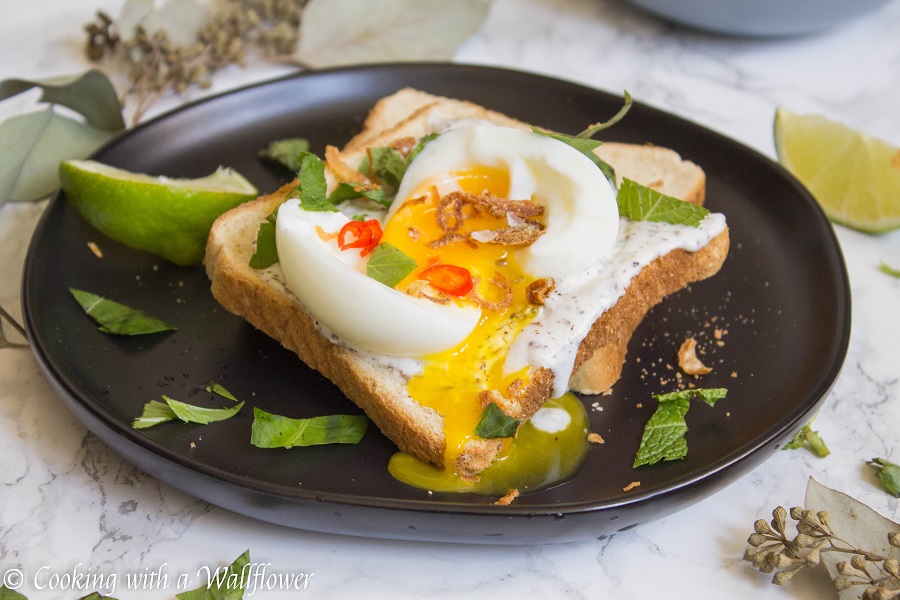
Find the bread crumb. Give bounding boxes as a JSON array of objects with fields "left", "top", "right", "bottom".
[
  {"left": 87, "top": 241, "right": 103, "bottom": 258},
  {"left": 493, "top": 489, "right": 519, "bottom": 505},
  {"left": 677, "top": 337, "right": 712, "bottom": 376},
  {"left": 731, "top": 371, "right": 738, "bottom": 378},
  {"left": 588, "top": 432, "right": 605, "bottom": 444},
  {"left": 636, "top": 403, "right": 643, "bottom": 409},
  {"left": 623, "top": 481, "right": 640, "bottom": 492},
  {"left": 190, "top": 442, "right": 196, "bottom": 449}
]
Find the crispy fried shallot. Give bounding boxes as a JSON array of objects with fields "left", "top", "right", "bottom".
[
  {"left": 325, "top": 145, "right": 366, "bottom": 184},
  {"left": 525, "top": 278, "right": 556, "bottom": 305},
  {"left": 466, "top": 271, "right": 513, "bottom": 312}
]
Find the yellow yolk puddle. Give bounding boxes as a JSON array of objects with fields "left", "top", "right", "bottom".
[
  {"left": 388, "top": 394, "right": 590, "bottom": 496},
  {"left": 380, "top": 166, "right": 586, "bottom": 493}
]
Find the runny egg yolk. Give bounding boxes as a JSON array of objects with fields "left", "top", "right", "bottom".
[{"left": 380, "top": 166, "right": 541, "bottom": 473}]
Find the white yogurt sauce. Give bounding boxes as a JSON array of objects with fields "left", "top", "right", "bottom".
[{"left": 505, "top": 213, "right": 727, "bottom": 397}]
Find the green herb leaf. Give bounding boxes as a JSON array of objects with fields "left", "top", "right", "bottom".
[
  {"left": 250, "top": 407, "right": 368, "bottom": 448},
  {"left": 783, "top": 422, "right": 830, "bottom": 457},
  {"left": 78, "top": 593, "right": 118, "bottom": 600},
  {"left": 617, "top": 178, "right": 710, "bottom": 227},
  {"left": 365, "top": 242, "right": 417, "bottom": 287},
  {"left": 295, "top": 0, "right": 490, "bottom": 68},
  {"left": 70, "top": 288, "right": 176, "bottom": 336},
  {"left": 363, "top": 147, "right": 407, "bottom": 190},
  {"left": 165, "top": 395, "right": 244, "bottom": 424},
  {"left": 633, "top": 388, "right": 727, "bottom": 468},
  {"left": 248, "top": 208, "right": 279, "bottom": 268},
  {"left": 869, "top": 458, "right": 900, "bottom": 498},
  {"left": 205, "top": 382, "right": 237, "bottom": 402},
  {"left": 474, "top": 402, "right": 522, "bottom": 439},
  {"left": 531, "top": 127, "right": 617, "bottom": 187},
  {"left": 0, "top": 107, "right": 114, "bottom": 204},
  {"left": 297, "top": 151, "right": 337, "bottom": 212},
  {"left": 405, "top": 132, "right": 439, "bottom": 166},
  {"left": 258, "top": 137, "right": 310, "bottom": 174},
  {"left": 176, "top": 549, "right": 250, "bottom": 600},
  {"left": 327, "top": 181, "right": 391, "bottom": 208},
  {"left": 879, "top": 261, "right": 900, "bottom": 278},
  {"left": 0, "top": 70, "right": 125, "bottom": 131},
  {"left": 132, "top": 399, "right": 177, "bottom": 429},
  {"left": 574, "top": 91, "right": 633, "bottom": 139},
  {"left": 132, "top": 395, "right": 244, "bottom": 429},
  {"left": 1, "top": 585, "right": 29, "bottom": 600}
]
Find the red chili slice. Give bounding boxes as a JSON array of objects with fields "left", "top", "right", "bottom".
[
  {"left": 337, "top": 219, "right": 382, "bottom": 256},
  {"left": 420, "top": 264, "right": 474, "bottom": 297}
]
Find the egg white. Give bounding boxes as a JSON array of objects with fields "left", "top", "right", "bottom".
[
  {"left": 390, "top": 125, "right": 620, "bottom": 279},
  {"left": 275, "top": 199, "right": 481, "bottom": 357}
]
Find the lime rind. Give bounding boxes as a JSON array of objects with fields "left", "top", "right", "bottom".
[{"left": 59, "top": 159, "right": 258, "bottom": 265}]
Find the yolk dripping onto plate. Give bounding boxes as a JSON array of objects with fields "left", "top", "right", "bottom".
[{"left": 381, "top": 166, "right": 585, "bottom": 490}]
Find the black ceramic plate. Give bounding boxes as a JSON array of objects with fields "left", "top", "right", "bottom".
[{"left": 22, "top": 64, "right": 850, "bottom": 544}]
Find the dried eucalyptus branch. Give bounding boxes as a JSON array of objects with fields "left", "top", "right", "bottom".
[
  {"left": 745, "top": 505, "right": 900, "bottom": 598},
  {"left": 84, "top": 0, "right": 306, "bottom": 124},
  {"left": 0, "top": 304, "right": 28, "bottom": 349}
]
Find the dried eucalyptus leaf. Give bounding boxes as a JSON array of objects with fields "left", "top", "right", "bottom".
[
  {"left": 0, "top": 108, "right": 113, "bottom": 204},
  {"left": 296, "top": 0, "right": 490, "bottom": 68},
  {"left": 805, "top": 477, "right": 900, "bottom": 598},
  {"left": 0, "top": 70, "right": 124, "bottom": 131}
]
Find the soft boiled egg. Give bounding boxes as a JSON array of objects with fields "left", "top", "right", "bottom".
[{"left": 276, "top": 123, "right": 619, "bottom": 486}]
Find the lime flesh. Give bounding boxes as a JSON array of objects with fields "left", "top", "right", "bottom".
[
  {"left": 774, "top": 107, "right": 900, "bottom": 234},
  {"left": 59, "top": 160, "right": 258, "bottom": 266}
]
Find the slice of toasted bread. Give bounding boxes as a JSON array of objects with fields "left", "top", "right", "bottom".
[{"left": 205, "top": 89, "right": 729, "bottom": 476}]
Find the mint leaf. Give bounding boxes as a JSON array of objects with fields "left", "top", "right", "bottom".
[
  {"left": 258, "top": 137, "right": 309, "bottom": 174},
  {"left": 1, "top": 585, "right": 29, "bottom": 600},
  {"left": 531, "top": 127, "right": 616, "bottom": 187},
  {"left": 362, "top": 147, "right": 407, "bottom": 190},
  {"left": 365, "top": 242, "right": 417, "bottom": 287},
  {"left": 633, "top": 388, "right": 727, "bottom": 468},
  {"left": 70, "top": 288, "right": 176, "bottom": 335},
  {"left": 617, "top": 178, "right": 709, "bottom": 227},
  {"left": 297, "top": 151, "right": 337, "bottom": 212},
  {"left": 868, "top": 458, "right": 900, "bottom": 498},
  {"left": 474, "top": 402, "right": 522, "bottom": 439},
  {"left": 176, "top": 550, "right": 250, "bottom": 600},
  {"left": 248, "top": 208, "right": 279, "bottom": 268},
  {"left": 251, "top": 408, "right": 368, "bottom": 448}
]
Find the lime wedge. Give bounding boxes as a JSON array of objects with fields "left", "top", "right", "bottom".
[
  {"left": 774, "top": 107, "right": 900, "bottom": 234},
  {"left": 59, "top": 160, "right": 258, "bottom": 266}
]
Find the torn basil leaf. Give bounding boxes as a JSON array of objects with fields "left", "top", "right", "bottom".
[
  {"left": 258, "top": 137, "right": 309, "bottom": 175},
  {"left": 327, "top": 181, "right": 391, "bottom": 208},
  {"left": 70, "top": 288, "right": 176, "bottom": 335},
  {"left": 633, "top": 388, "right": 727, "bottom": 468},
  {"left": 617, "top": 178, "right": 709, "bottom": 227},
  {"left": 297, "top": 151, "right": 337, "bottom": 212},
  {"left": 869, "top": 458, "right": 900, "bottom": 498},
  {"left": 205, "top": 382, "right": 237, "bottom": 402},
  {"left": 132, "top": 395, "right": 244, "bottom": 429},
  {"left": 248, "top": 207, "right": 279, "bottom": 269},
  {"left": 365, "top": 242, "right": 417, "bottom": 287},
  {"left": 250, "top": 408, "right": 368, "bottom": 448},
  {"left": 475, "top": 402, "right": 522, "bottom": 439}
]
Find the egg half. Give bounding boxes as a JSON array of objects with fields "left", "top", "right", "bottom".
[{"left": 276, "top": 124, "right": 619, "bottom": 476}]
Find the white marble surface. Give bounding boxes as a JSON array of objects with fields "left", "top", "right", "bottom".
[{"left": 2, "top": 0, "right": 899, "bottom": 598}]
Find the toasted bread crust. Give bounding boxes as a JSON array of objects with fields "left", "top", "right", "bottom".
[{"left": 204, "top": 89, "right": 729, "bottom": 474}]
